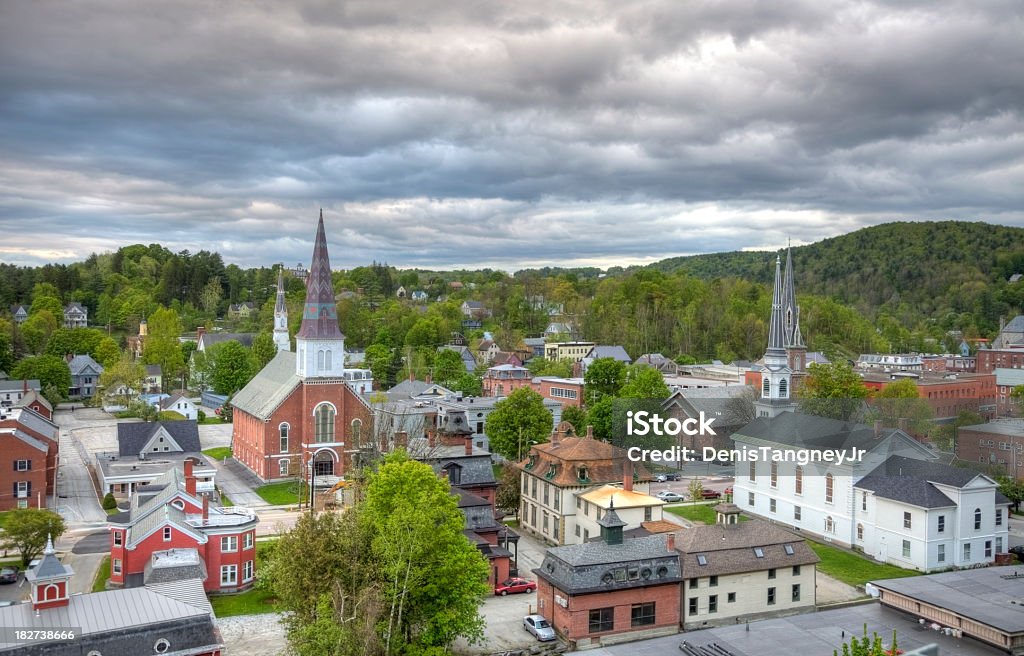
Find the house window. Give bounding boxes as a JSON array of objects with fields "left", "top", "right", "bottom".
[
  {"left": 532, "top": 477, "right": 537, "bottom": 498},
  {"left": 903, "top": 512, "right": 912, "bottom": 529},
  {"left": 754, "top": 547, "right": 764, "bottom": 558},
  {"left": 244, "top": 560, "right": 254, "bottom": 582},
  {"left": 589, "top": 607, "right": 614, "bottom": 633},
  {"left": 792, "top": 584, "right": 801, "bottom": 602},
  {"left": 794, "top": 466, "right": 803, "bottom": 495},
  {"left": 937, "top": 515, "right": 945, "bottom": 533},
  {"left": 762, "top": 377, "right": 770, "bottom": 397},
  {"left": 688, "top": 597, "right": 698, "bottom": 615},
  {"left": 113, "top": 531, "right": 122, "bottom": 547},
  {"left": 575, "top": 525, "right": 580, "bottom": 537},
  {"left": 163, "top": 527, "right": 172, "bottom": 541},
  {"left": 767, "top": 587, "right": 776, "bottom": 605},
  {"left": 748, "top": 492, "right": 755, "bottom": 507},
  {"left": 937, "top": 544, "right": 945, "bottom": 563},
  {"left": 279, "top": 424, "right": 289, "bottom": 452},
  {"left": 996, "top": 509, "right": 1003, "bottom": 527},
  {"left": 779, "top": 378, "right": 788, "bottom": 398},
  {"left": 748, "top": 461, "right": 756, "bottom": 482},
  {"left": 857, "top": 524, "right": 864, "bottom": 541},
  {"left": 112, "top": 558, "right": 122, "bottom": 574},
  {"left": 583, "top": 528, "right": 589, "bottom": 541},
  {"left": 728, "top": 592, "right": 736, "bottom": 603},
  {"left": 792, "top": 565, "right": 801, "bottom": 576},
  {"left": 244, "top": 532, "right": 254, "bottom": 550},
  {"left": 985, "top": 540, "right": 992, "bottom": 558},
  {"left": 689, "top": 578, "right": 698, "bottom": 589},
  {"left": 543, "top": 483, "right": 549, "bottom": 505},
  {"left": 824, "top": 516, "right": 834, "bottom": 534},
  {"left": 769, "top": 498, "right": 776, "bottom": 514},
  {"left": 770, "top": 462, "right": 778, "bottom": 488},
  {"left": 825, "top": 474, "right": 833, "bottom": 504},
  {"left": 902, "top": 540, "right": 911, "bottom": 558},
  {"left": 14, "top": 460, "right": 29, "bottom": 472},
  {"left": 644, "top": 506, "right": 652, "bottom": 522},
  {"left": 531, "top": 505, "right": 537, "bottom": 527},
  {"left": 768, "top": 568, "right": 776, "bottom": 579},
  {"left": 974, "top": 508, "right": 982, "bottom": 530},
  {"left": 314, "top": 404, "right": 335, "bottom": 443},
  {"left": 709, "top": 575, "right": 717, "bottom": 586},
  {"left": 963, "top": 543, "right": 971, "bottom": 561},
  {"left": 221, "top": 565, "right": 237, "bottom": 586},
  {"left": 996, "top": 537, "right": 1003, "bottom": 553},
  {"left": 862, "top": 491, "right": 867, "bottom": 511},
  {"left": 631, "top": 602, "right": 656, "bottom": 626},
  {"left": 15, "top": 481, "right": 29, "bottom": 498},
  {"left": 222, "top": 536, "right": 238, "bottom": 552},
  {"left": 794, "top": 505, "right": 801, "bottom": 521},
  {"left": 708, "top": 595, "right": 718, "bottom": 614},
  {"left": 279, "top": 459, "right": 289, "bottom": 476}
]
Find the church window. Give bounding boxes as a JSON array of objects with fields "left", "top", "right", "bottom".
[
  {"left": 794, "top": 466, "right": 803, "bottom": 494},
  {"left": 351, "top": 418, "right": 362, "bottom": 443},
  {"left": 825, "top": 474, "right": 834, "bottom": 504},
  {"left": 779, "top": 379, "right": 788, "bottom": 398},
  {"left": 279, "top": 459, "right": 290, "bottom": 476},
  {"left": 279, "top": 423, "right": 289, "bottom": 452},
  {"left": 762, "top": 377, "right": 770, "bottom": 397},
  {"left": 315, "top": 404, "right": 336, "bottom": 443}
]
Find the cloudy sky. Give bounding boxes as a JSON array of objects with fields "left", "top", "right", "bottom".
[{"left": 1, "top": 1, "right": 1022, "bottom": 270}]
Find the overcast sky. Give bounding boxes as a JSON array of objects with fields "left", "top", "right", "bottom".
[{"left": 1, "top": 1, "right": 1022, "bottom": 270}]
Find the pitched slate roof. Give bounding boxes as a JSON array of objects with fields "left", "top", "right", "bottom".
[
  {"left": 297, "top": 211, "right": 345, "bottom": 340},
  {"left": 144, "top": 364, "right": 162, "bottom": 377},
  {"left": 117, "top": 420, "right": 200, "bottom": 456},
  {"left": 231, "top": 350, "right": 301, "bottom": 419},
  {"left": 675, "top": 520, "right": 820, "bottom": 578},
  {"left": 733, "top": 411, "right": 926, "bottom": 454},
  {"left": 412, "top": 440, "right": 497, "bottom": 488},
  {"left": 585, "top": 345, "right": 633, "bottom": 362},
  {"left": 7, "top": 407, "right": 58, "bottom": 441},
  {"left": 144, "top": 548, "right": 208, "bottom": 585},
  {"left": 535, "top": 534, "right": 681, "bottom": 595},
  {"left": 3, "top": 428, "right": 49, "bottom": 452},
  {"left": 520, "top": 430, "right": 653, "bottom": 487},
  {"left": 0, "top": 379, "right": 40, "bottom": 393},
  {"left": 159, "top": 393, "right": 192, "bottom": 410},
  {"left": 666, "top": 386, "right": 755, "bottom": 426},
  {"left": 16, "top": 389, "right": 52, "bottom": 413},
  {"left": 68, "top": 353, "right": 103, "bottom": 376},
  {"left": 854, "top": 455, "right": 997, "bottom": 508}
]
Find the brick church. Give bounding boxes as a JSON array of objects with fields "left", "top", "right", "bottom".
[{"left": 231, "top": 212, "right": 372, "bottom": 485}]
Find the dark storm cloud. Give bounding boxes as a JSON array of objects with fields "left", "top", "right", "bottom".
[{"left": 0, "top": 0, "right": 1022, "bottom": 268}]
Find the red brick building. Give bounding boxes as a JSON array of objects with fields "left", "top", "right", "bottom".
[
  {"left": 957, "top": 420, "right": 1024, "bottom": 478},
  {"left": 109, "top": 460, "right": 258, "bottom": 593},
  {"left": 531, "top": 377, "right": 586, "bottom": 408},
  {"left": 231, "top": 212, "right": 372, "bottom": 487},
  {"left": 860, "top": 372, "right": 997, "bottom": 421},
  {"left": 977, "top": 347, "right": 1024, "bottom": 374},
  {"left": 482, "top": 364, "right": 533, "bottom": 397},
  {"left": 0, "top": 407, "right": 59, "bottom": 510}
]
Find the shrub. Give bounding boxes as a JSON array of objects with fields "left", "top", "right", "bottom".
[
  {"left": 101, "top": 492, "right": 118, "bottom": 510},
  {"left": 197, "top": 409, "right": 206, "bottom": 422}
]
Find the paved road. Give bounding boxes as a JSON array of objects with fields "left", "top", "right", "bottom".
[
  {"left": 70, "top": 530, "right": 110, "bottom": 555},
  {"left": 210, "top": 458, "right": 270, "bottom": 508},
  {"left": 53, "top": 408, "right": 108, "bottom": 526}
]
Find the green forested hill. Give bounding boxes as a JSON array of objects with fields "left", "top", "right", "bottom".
[{"left": 648, "top": 221, "right": 1024, "bottom": 337}]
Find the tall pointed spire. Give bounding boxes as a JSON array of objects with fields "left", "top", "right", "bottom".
[
  {"left": 296, "top": 210, "right": 344, "bottom": 340},
  {"left": 766, "top": 254, "right": 786, "bottom": 355},
  {"left": 781, "top": 245, "right": 802, "bottom": 348},
  {"left": 273, "top": 266, "right": 290, "bottom": 353}
]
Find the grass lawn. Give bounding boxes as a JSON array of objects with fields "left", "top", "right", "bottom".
[
  {"left": 0, "top": 557, "right": 23, "bottom": 568},
  {"left": 503, "top": 519, "right": 519, "bottom": 528},
  {"left": 0, "top": 511, "right": 11, "bottom": 529},
  {"left": 199, "top": 416, "right": 229, "bottom": 425},
  {"left": 92, "top": 556, "right": 110, "bottom": 592},
  {"left": 666, "top": 504, "right": 750, "bottom": 525},
  {"left": 203, "top": 447, "right": 233, "bottom": 461},
  {"left": 220, "top": 491, "right": 234, "bottom": 508},
  {"left": 104, "top": 507, "right": 120, "bottom": 516},
  {"left": 807, "top": 541, "right": 921, "bottom": 588},
  {"left": 210, "top": 587, "right": 280, "bottom": 617},
  {"left": 255, "top": 482, "right": 300, "bottom": 505}
]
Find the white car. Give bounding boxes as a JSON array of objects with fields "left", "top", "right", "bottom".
[
  {"left": 656, "top": 490, "right": 685, "bottom": 503},
  {"left": 523, "top": 614, "right": 556, "bottom": 641}
]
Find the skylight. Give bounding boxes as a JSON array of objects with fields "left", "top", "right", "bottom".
[
  {"left": 753, "top": 547, "right": 764, "bottom": 558},
  {"left": 784, "top": 544, "right": 795, "bottom": 555},
  {"left": 697, "top": 554, "right": 708, "bottom": 566}
]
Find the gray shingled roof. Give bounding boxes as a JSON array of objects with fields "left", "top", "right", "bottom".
[
  {"left": 144, "top": 364, "right": 162, "bottom": 377},
  {"left": 585, "top": 345, "right": 633, "bottom": 362},
  {"left": 6, "top": 428, "right": 48, "bottom": 452},
  {"left": 675, "top": 520, "right": 820, "bottom": 578},
  {"left": 11, "top": 408, "right": 58, "bottom": 440},
  {"left": 0, "top": 379, "right": 40, "bottom": 393},
  {"left": 117, "top": 420, "right": 200, "bottom": 456},
  {"left": 734, "top": 412, "right": 924, "bottom": 453},
  {"left": 854, "top": 455, "right": 994, "bottom": 508},
  {"left": 68, "top": 353, "right": 102, "bottom": 376},
  {"left": 230, "top": 350, "right": 300, "bottom": 420},
  {"left": 144, "top": 549, "right": 208, "bottom": 585},
  {"left": 413, "top": 440, "right": 497, "bottom": 488},
  {"left": 535, "top": 534, "right": 681, "bottom": 595},
  {"left": 666, "top": 386, "right": 754, "bottom": 426}
]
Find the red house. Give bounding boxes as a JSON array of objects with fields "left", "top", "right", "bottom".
[
  {"left": 109, "top": 460, "right": 259, "bottom": 593},
  {"left": 231, "top": 212, "right": 373, "bottom": 490},
  {"left": 0, "top": 407, "right": 59, "bottom": 510}
]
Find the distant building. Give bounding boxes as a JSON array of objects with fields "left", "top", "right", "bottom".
[
  {"left": 991, "top": 315, "right": 1024, "bottom": 349},
  {"left": 438, "top": 344, "right": 477, "bottom": 372},
  {"left": 9, "top": 304, "right": 28, "bottom": 324},
  {"left": 143, "top": 364, "right": 163, "bottom": 394},
  {"left": 573, "top": 484, "right": 666, "bottom": 545},
  {"left": 196, "top": 329, "right": 256, "bottom": 352},
  {"left": 0, "top": 379, "right": 42, "bottom": 408},
  {"left": 68, "top": 353, "right": 103, "bottom": 399},
  {"left": 63, "top": 301, "right": 88, "bottom": 328},
  {"left": 859, "top": 371, "right": 997, "bottom": 421},
  {"left": 532, "top": 376, "right": 585, "bottom": 409},
  {"left": 15, "top": 387, "right": 52, "bottom": 420},
  {"left": 226, "top": 302, "right": 256, "bottom": 320},
  {"left": 544, "top": 341, "right": 597, "bottom": 363},
  {"left": 662, "top": 386, "right": 754, "bottom": 454},
  {"left": 635, "top": 353, "right": 678, "bottom": 375},
  {"left": 524, "top": 337, "right": 546, "bottom": 359},
  {"left": 856, "top": 353, "right": 923, "bottom": 372},
  {"left": 482, "top": 364, "right": 532, "bottom": 397},
  {"left": 476, "top": 339, "right": 501, "bottom": 364},
  {"left": 161, "top": 393, "right": 199, "bottom": 420},
  {"left": 958, "top": 419, "right": 1024, "bottom": 479},
  {"left": 411, "top": 290, "right": 428, "bottom": 302}
]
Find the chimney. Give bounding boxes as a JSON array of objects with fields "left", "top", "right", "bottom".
[
  {"left": 898, "top": 417, "right": 908, "bottom": 432},
  {"left": 465, "top": 436, "right": 472, "bottom": 456},
  {"left": 666, "top": 532, "right": 676, "bottom": 552},
  {"left": 623, "top": 459, "right": 634, "bottom": 492},
  {"left": 202, "top": 494, "right": 209, "bottom": 520},
  {"left": 551, "top": 426, "right": 561, "bottom": 449},
  {"left": 22, "top": 378, "right": 28, "bottom": 393},
  {"left": 184, "top": 460, "right": 196, "bottom": 496},
  {"left": 585, "top": 425, "right": 594, "bottom": 439},
  {"left": 409, "top": 369, "right": 415, "bottom": 382},
  {"left": 873, "top": 420, "right": 883, "bottom": 438},
  {"left": 425, "top": 373, "right": 432, "bottom": 385},
  {"left": 395, "top": 431, "right": 408, "bottom": 449},
  {"left": 428, "top": 430, "right": 437, "bottom": 448}
]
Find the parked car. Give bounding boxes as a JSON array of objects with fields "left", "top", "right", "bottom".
[
  {"left": 656, "top": 490, "right": 686, "bottom": 503},
  {"left": 655, "top": 474, "right": 668, "bottom": 482},
  {"left": 523, "top": 614, "right": 557, "bottom": 642},
  {"left": 0, "top": 567, "right": 18, "bottom": 584},
  {"left": 495, "top": 577, "right": 536, "bottom": 596},
  {"left": 665, "top": 473, "right": 681, "bottom": 481},
  {"left": 1009, "top": 545, "right": 1024, "bottom": 562},
  {"left": 701, "top": 489, "right": 722, "bottom": 500}
]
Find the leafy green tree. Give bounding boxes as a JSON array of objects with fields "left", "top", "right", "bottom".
[
  {"left": 209, "top": 340, "right": 252, "bottom": 395},
  {"left": 99, "top": 354, "right": 145, "bottom": 407},
  {"left": 0, "top": 508, "right": 66, "bottom": 567},
  {"left": 364, "top": 344, "right": 395, "bottom": 389},
  {"left": 620, "top": 365, "right": 671, "bottom": 399},
  {"left": 833, "top": 626, "right": 897, "bottom": 656},
  {"left": 869, "top": 378, "right": 933, "bottom": 436},
  {"left": 798, "top": 362, "right": 868, "bottom": 421},
  {"left": 102, "top": 492, "right": 118, "bottom": 510},
  {"left": 432, "top": 349, "right": 466, "bottom": 388},
  {"left": 44, "top": 327, "right": 104, "bottom": 358},
  {"left": 526, "top": 357, "right": 573, "bottom": 378},
  {"left": 250, "top": 332, "right": 277, "bottom": 371},
  {"left": 688, "top": 478, "right": 704, "bottom": 503},
  {"left": 484, "top": 387, "right": 554, "bottom": 460},
  {"left": 142, "top": 307, "right": 184, "bottom": 381},
  {"left": 94, "top": 336, "right": 121, "bottom": 368},
  {"left": 561, "top": 404, "right": 588, "bottom": 432},
  {"left": 587, "top": 396, "right": 615, "bottom": 441},
  {"left": 997, "top": 476, "right": 1024, "bottom": 513},
  {"left": 451, "top": 371, "right": 483, "bottom": 397},
  {"left": 29, "top": 295, "right": 63, "bottom": 320},
  {"left": 12, "top": 355, "right": 71, "bottom": 404},
  {"left": 0, "top": 330, "right": 13, "bottom": 374},
  {"left": 495, "top": 463, "right": 522, "bottom": 518},
  {"left": 584, "top": 357, "right": 626, "bottom": 403},
  {"left": 20, "top": 311, "right": 57, "bottom": 354}
]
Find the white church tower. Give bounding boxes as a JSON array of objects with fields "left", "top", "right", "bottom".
[
  {"left": 295, "top": 210, "right": 347, "bottom": 379},
  {"left": 273, "top": 267, "right": 291, "bottom": 353},
  {"left": 755, "top": 254, "right": 798, "bottom": 418}
]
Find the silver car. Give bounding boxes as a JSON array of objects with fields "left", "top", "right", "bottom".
[{"left": 523, "top": 614, "right": 556, "bottom": 642}]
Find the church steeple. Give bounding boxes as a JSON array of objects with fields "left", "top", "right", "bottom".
[
  {"left": 781, "top": 245, "right": 803, "bottom": 349},
  {"left": 295, "top": 210, "right": 346, "bottom": 379},
  {"left": 273, "top": 267, "right": 290, "bottom": 353},
  {"left": 756, "top": 251, "right": 797, "bottom": 418},
  {"left": 766, "top": 255, "right": 786, "bottom": 356}
]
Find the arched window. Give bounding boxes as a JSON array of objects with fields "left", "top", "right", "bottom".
[
  {"left": 770, "top": 462, "right": 778, "bottom": 488},
  {"left": 315, "top": 404, "right": 336, "bottom": 443},
  {"left": 42, "top": 583, "right": 60, "bottom": 601},
  {"left": 825, "top": 473, "right": 834, "bottom": 504},
  {"left": 324, "top": 349, "right": 332, "bottom": 370},
  {"left": 856, "top": 523, "right": 864, "bottom": 541},
  {"left": 317, "top": 349, "right": 325, "bottom": 370},
  {"left": 824, "top": 516, "right": 834, "bottom": 534},
  {"left": 279, "top": 423, "right": 289, "bottom": 453},
  {"left": 351, "top": 418, "right": 362, "bottom": 443},
  {"left": 779, "top": 378, "right": 788, "bottom": 398},
  {"left": 794, "top": 466, "right": 803, "bottom": 495},
  {"left": 279, "top": 459, "right": 289, "bottom": 477},
  {"left": 974, "top": 508, "right": 982, "bottom": 530},
  {"left": 762, "top": 377, "right": 770, "bottom": 397}
]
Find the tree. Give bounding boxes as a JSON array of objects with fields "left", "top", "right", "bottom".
[
  {"left": 142, "top": 307, "right": 184, "bottom": 381},
  {"left": 584, "top": 357, "right": 626, "bottom": 403},
  {"left": 526, "top": 357, "right": 573, "bottom": 378},
  {"left": 29, "top": 294, "right": 63, "bottom": 320},
  {"left": 688, "top": 478, "right": 704, "bottom": 504},
  {"left": 44, "top": 327, "right": 104, "bottom": 359},
  {"left": 0, "top": 330, "right": 13, "bottom": 374},
  {"left": 250, "top": 332, "right": 278, "bottom": 371},
  {"left": 619, "top": 365, "right": 671, "bottom": 399},
  {"left": 868, "top": 378, "right": 933, "bottom": 437},
  {"left": 495, "top": 463, "right": 522, "bottom": 518},
  {"left": 798, "top": 362, "right": 869, "bottom": 421},
  {"left": 209, "top": 340, "right": 253, "bottom": 395},
  {"left": 484, "top": 387, "right": 554, "bottom": 460},
  {"left": 12, "top": 355, "right": 71, "bottom": 405},
  {"left": 587, "top": 396, "right": 615, "bottom": 441},
  {"left": 99, "top": 353, "right": 145, "bottom": 407},
  {"left": 997, "top": 476, "right": 1024, "bottom": 513},
  {"left": 20, "top": 311, "right": 57, "bottom": 354},
  {"left": 451, "top": 371, "right": 483, "bottom": 397},
  {"left": 833, "top": 626, "right": 898, "bottom": 656},
  {"left": 0, "top": 508, "right": 66, "bottom": 567},
  {"left": 94, "top": 336, "right": 121, "bottom": 368},
  {"left": 432, "top": 349, "right": 466, "bottom": 388},
  {"left": 561, "top": 405, "right": 588, "bottom": 432},
  {"left": 364, "top": 344, "right": 395, "bottom": 389}
]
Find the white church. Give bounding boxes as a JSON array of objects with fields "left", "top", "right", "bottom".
[{"left": 732, "top": 250, "right": 1010, "bottom": 572}]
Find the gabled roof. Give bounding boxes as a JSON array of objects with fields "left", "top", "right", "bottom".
[
  {"left": 0, "top": 379, "right": 40, "bottom": 393},
  {"left": 126, "top": 503, "right": 206, "bottom": 549},
  {"left": 675, "top": 520, "right": 820, "bottom": 578},
  {"left": 68, "top": 353, "right": 103, "bottom": 376},
  {"left": 855, "top": 455, "right": 1000, "bottom": 508},
  {"left": 1, "top": 428, "right": 49, "bottom": 452},
  {"left": 117, "top": 421, "right": 200, "bottom": 457},
  {"left": 535, "top": 534, "right": 681, "bottom": 595},
  {"left": 585, "top": 345, "right": 632, "bottom": 362},
  {"left": 6, "top": 407, "right": 58, "bottom": 441},
  {"left": 665, "top": 386, "right": 754, "bottom": 426},
  {"left": 160, "top": 393, "right": 193, "bottom": 410},
  {"left": 231, "top": 350, "right": 301, "bottom": 419},
  {"left": 733, "top": 411, "right": 935, "bottom": 457},
  {"left": 16, "top": 389, "right": 52, "bottom": 413}
]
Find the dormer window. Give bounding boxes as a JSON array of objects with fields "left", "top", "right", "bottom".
[
  {"left": 577, "top": 466, "right": 589, "bottom": 482},
  {"left": 525, "top": 454, "right": 537, "bottom": 470}
]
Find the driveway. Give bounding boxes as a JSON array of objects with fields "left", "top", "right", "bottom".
[
  {"left": 52, "top": 408, "right": 108, "bottom": 526},
  {"left": 211, "top": 458, "right": 270, "bottom": 509}
]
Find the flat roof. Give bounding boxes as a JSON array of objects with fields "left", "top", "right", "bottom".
[
  {"left": 871, "top": 567, "right": 1024, "bottom": 634},
  {"left": 96, "top": 452, "right": 215, "bottom": 481},
  {"left": 959, "top": 420, "right": 1024, "bottom": 438},
  {"left": 580, "top": 485, "right": 664, "bottom": 508}
]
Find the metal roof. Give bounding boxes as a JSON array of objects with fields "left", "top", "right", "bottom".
[{"left": 230, "top": 350, "right": 301, "bottom": 419}]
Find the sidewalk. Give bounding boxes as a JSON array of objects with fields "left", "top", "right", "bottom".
[{"left": 210, "top": 458, "right": 270, "bottom": 508}]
